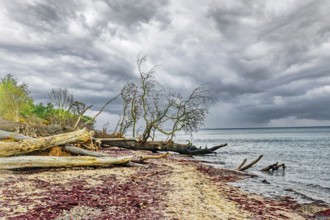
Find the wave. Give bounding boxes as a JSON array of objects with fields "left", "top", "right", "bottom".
[
  {"left": 306, "top": 183, "right": 330, "bottom": 191},
  {"left": 283, "top": 188, "right": 328, "bottom": 204}
]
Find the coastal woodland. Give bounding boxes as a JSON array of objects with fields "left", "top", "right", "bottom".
[{"left": 0, "top": 57, "right": 230, "bottom": 169}]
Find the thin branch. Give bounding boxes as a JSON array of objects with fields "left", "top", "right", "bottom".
[{"left": 87, "top": 93, "right": 120, "bottom": 124}]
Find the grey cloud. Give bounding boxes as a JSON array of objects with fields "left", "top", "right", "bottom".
[
  {"left": 0, "top": 0, "right": 329, "bottom": 128},
  {"left": 103, "top": 0, "right": 169, "bottom": 26},
  {"left": 4, "top": 1, "right": 79, "bottom": 33}
]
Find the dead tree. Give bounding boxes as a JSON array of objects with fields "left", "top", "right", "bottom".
[
  {"left": 85, "top": 93, "right": 120, "bottom": 125},
  {"left": 123, "top": 56, "right": 213, "bottom": 143},
  {"left": 98, "top": 138, "right": 227, "bottom": 155}
]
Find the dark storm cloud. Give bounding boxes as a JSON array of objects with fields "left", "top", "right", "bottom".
[
  {"left": 203, "top": 0, "right": 330, "bottom": 127},
  {"left": 103, "top": 0, "right": 169, "bottom": 26},
  {"left": 0, "top": 0, "right": 329, "bottom": 128}
]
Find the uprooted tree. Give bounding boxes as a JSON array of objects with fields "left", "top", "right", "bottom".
[{"left": 103, "top": 56, "right": 222, "bottom": 154}]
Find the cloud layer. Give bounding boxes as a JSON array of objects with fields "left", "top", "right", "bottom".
[{"left": 1, "top": 0, "right": 329, "bottom": 128}]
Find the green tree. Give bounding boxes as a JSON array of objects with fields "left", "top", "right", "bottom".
[{"left": 0, "top": 74, "right": 33, "bottom": 122}]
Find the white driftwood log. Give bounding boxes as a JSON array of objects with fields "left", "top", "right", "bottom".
[
  {"left": 0, "top": 129, "right": 94, "bottom": 157},
  {"left": 0, "top": 156, "right": 133, "bottom": 169}
]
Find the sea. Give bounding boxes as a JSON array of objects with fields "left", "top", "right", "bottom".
[{"left": 165, "top": 127, "right": 330, "bottom": 204}]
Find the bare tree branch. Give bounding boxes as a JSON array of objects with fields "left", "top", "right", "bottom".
[{"left": 86, "top": 93, "right": 120, "bottom": 125}]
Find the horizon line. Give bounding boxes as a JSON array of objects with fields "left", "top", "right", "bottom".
[{"left": 201, "top": 125, "right": 330, "bottom": 130}]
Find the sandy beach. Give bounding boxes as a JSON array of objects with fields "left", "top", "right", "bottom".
[{"left": 0, "top": 149, "right": 329, "bottom": 220}]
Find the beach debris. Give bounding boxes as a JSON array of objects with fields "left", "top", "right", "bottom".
[
  {"left": 0, "top": 155, "right": 133, "bottom": 169},
  {"left": 236, "top": 155, "right": 263, "bottom": 171},
  {"left": 0, "top": 129, "right": 170, "bottom": 170},
  {"left": 98, "top": 138, "right": 227, "bottom": 155},
  {"left": 261, "top": 162, "right": 286, "bottom": 172},
  {"left": 0, "top": 129, "right": 94, "bottom": 157},
  {"left": 261, "top": 179, "right": 270, "bottom": 184}
]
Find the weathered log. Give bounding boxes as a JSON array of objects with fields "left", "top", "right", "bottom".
[
  {"left": 0, "top": 129, "right": 94, "bottom": 157},
  {"left": 131, "top": 152, "right": 170, "bottom": 163},
  {"left": 238, "top": 155, "right": 263, "bottom": 171},
  {"left": 63, "top": 145, "right": 110, "bottom": 157},
  {"left": 0, "top": 156, "right": 133, "bottom": 169},
  {"left": 0, "top": 119, "right": 75, "bottom": 136},
  {"left": 0, "top": 119, "right": 22, "bottom": 132},
  {"left": 98, "top": 138, "right": 227, "bottom": 155},
  {"left": 261, "top": 162, "right": 286, "bottom": 172},
  {"left": 0, "top": 130, "right": 32, "bottom": 140},
  {"left": 276, "top": 163, "right": 286, "bottom": 170},
  {"left": 260, "top": 162, "right": 278, "bottom": 172},
  {"left": 64, "top": 145, "right": 169, "bottom": 163}
]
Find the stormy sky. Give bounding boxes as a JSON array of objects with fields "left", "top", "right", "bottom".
[{"left": 1, "top": 0, "right": 330, "bottom": 129}]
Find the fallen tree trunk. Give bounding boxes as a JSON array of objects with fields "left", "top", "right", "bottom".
[
  {"left": 98, "top": 138, "right": 227, "bottom": 155},
  {"left": 0, "top": 130, "right": 32, "bottom": 141},
  {"left": 0, "top": 156, "right": 133, "bottom": 169},
  {"left": 0, "top": 119, "right": 75, "bottom": 136},
  {"left": 0, "top": 119, "right": 22, "bottom": 132},
  {"left": 0, "top": 129, "right": 94, "bottom": 157},
  {"left": 64, "top": 145, "right": 169, "bottom": 163},
  {"left": 63, "top": 145, "right": 110, "bottom": 157}
]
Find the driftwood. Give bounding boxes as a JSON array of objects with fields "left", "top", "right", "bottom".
[
  {"left": 63, "top": 145, "right": 110, "bottom": 157},
  {"left": 63, "top": 146, "right": 170, "bottom": 163},
  {"left": 0, "top": 156, "right": 133, "bottom": 169},
  {"left": 0, "top": 119, "right": 22, "bottom": 132},
  {"left": 64, "top": 145, "right": 169, "bottom": 163},
  {"left": 237, "top": 155, "right": 263, "bottom": 171},
  {"left": 261, "top": 162, "right": 286, "bottom": 172},
  {"left": 0, "top": 129, "right": 93, "bottom": 157},
  {"left": 237, "top": 158, "right": 247, "bottom": 170},
  {"left": 132, "top": 153, "right": 170, "bottom": 163},
  {"left": 0, "top": 130, "right": 169, "bottom": 169},
  {"left": 0, "top": 128, "right": 225, "bottom": 156},
  {"left": 98, "top": 138, "right": 227, "bottom": 155},
  {"left": 0, "top": 130, "right": 32, "bottom": 140},
  {"left": 0, "top": 119, "right": 75, "bottom": 136}
]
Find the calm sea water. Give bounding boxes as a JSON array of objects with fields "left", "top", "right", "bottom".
[{"left": 169, "top": 127, "right": 330, "bottom": 204}]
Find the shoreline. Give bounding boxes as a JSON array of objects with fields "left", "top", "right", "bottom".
[
  {"left": 199, "top": 159, "right": 330, "bottom": 205},
  {"left": 0, "top": 149, "right": 329, "bottom": 219}
]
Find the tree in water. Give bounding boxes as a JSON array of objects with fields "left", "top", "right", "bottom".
[{"left": 0, "top": 74, "right": 33, "bottom": 122}]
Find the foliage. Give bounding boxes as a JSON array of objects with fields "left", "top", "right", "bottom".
[
  {"left": 0, "top": 75, "right": 93, "bottom": 128},
  {"left": 0, "top": 74, "right": 33, "bottom": 122},
  {"left": 30, "top": 103, "right": 54, "bottom": 120}
]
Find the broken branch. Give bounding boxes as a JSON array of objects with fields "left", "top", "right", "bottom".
[{"left": 238, "top": 155, "right": 263, "bottom": 171}]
